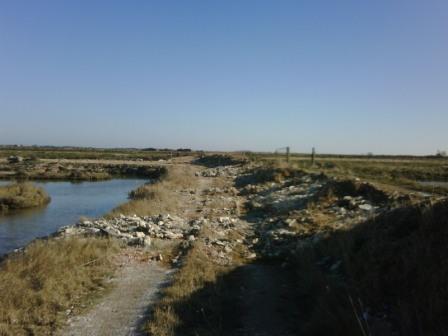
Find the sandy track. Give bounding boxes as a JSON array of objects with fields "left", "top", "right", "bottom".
[{"left": 58, "top": 258, "right": 171, "bottom": 336}]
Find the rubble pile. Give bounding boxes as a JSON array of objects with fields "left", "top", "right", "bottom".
[
  {"left": 198, "top": 166, "right": 241, "bottom": 178},
  {"left": 238, "top": 171, "right": 407, "bottom": 260},
  {"left": 58, "top": 214, "right": 199, "bottom": 247},
  {"left": 201, "top": 216, "right": 242, "bottom": 266}
]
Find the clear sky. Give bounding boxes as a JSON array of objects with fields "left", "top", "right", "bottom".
[{"left": 0, "top": 1, "right": 447, "bottom": 154}]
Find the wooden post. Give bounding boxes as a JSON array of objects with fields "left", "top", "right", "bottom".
[
  {"left": 286, "top": 146, "right": 290, "bottom": 163},
  {"left": 311, "top": 147, "right": 315, "bottom": 166}
]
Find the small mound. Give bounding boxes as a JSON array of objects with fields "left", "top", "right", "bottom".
[
  {"left": 316, "top": 179, "right": 389, "bottom": 203},
  {"left": 194, "top": 154, "right": 247, "bottom": 168},
  {"left": 236, "top": 167, "right": 308, "bottom": 187},
  {"left": 0, "top": 183, "right": 51, "bottom": 212}
]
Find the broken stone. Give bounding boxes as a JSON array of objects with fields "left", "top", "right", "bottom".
[
  {"left": 247, "top": 253, "right": 257, "bottom": 259},
  {"left": 134, "top": 231, "right": 146, "bottom": 239},
  {"left": 143, "top": 236, "right": 152, "bottom": 247},
  {"left": 224, "top": 246, "right": 233, "bottom": 253},
  {"left": 359, "top": 204, "right": 373, "bottom": 211}
]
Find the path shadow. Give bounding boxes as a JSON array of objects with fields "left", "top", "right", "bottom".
[{"left": 151, "top": 260, "right": 300, "bottom": 336}]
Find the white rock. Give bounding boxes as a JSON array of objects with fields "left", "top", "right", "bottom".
[
  {"left": 359, "top": 204, "right": 373, "bottom": 211},
  {"left": 224, "top": 246, "right": 233, "bottom": 253},
  {"left": 135, "top": 232, "right": 146, "bottom": 239},
  {"left": 247, "top": 253, "right": 257, "bottom": 259},
  {"left": 143, "top": 236, "right": 152, "bottom": 247},
  {"left": 164, "top": 232, "right": 184, "bottom": 239}
]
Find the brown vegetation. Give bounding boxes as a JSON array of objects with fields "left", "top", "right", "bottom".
[
  {"left": 109, "top": 165, "right": 197, "bottom": 217},
  {"left": 0, "top": 183, "right": 51, "bottom": 213},
  {"left": 0, "top": 237, "right": 119, "bottom": 335}
]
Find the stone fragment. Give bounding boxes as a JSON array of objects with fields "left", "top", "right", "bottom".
[{"left": 359, "top": 204, "right": 373, "bottom": 211}]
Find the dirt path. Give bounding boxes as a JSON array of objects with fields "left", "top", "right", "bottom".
[{"left": 59, "top": 257, "right": 170, "bottom": 336}]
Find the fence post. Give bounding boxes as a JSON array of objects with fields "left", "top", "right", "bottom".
[
  {"left": 286, "top": 147, "right": 290, "bottom": 163},
  {"left": 311, "top": 147, "right": 315, "bottom": 166}
]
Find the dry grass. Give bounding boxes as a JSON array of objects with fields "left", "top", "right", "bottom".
[
  {"left": 0, "top": 237, "right": 119, "bottom": 335},
  {"left": 0, "top": 183, "right": 50, "bottom": 212},
  {"left": 146, "top": 241, "right": 231, "bottom": 336},
  {"left": 108, "top": 165, "right": 198, "bottom": 217}
]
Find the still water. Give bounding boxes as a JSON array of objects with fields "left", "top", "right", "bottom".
[{"left": 0, "top": 179, "right": 144, "bottom": 255}]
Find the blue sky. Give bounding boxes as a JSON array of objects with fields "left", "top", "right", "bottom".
[{"left": 0, "top": 1, "right": 447, "bottom": 154}]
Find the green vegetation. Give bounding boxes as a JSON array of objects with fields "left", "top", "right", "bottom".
[
  {"left": 0, "top": 237, "right": 119, "bottom": 335},
  {"left": 0, "top": 183, "right": 51, "bottom": 213}
]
